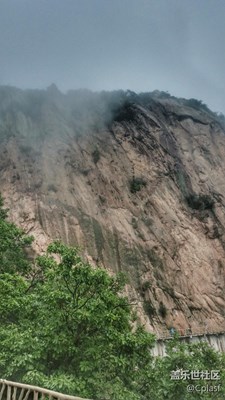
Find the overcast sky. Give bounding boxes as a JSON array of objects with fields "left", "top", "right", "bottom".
[{"left": 0, "top": 0, "right": 224, "bottom": 112}]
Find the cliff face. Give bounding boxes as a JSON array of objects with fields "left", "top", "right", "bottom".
[{"left": 1, "top": 86, "right": 225, "bottom": 335}]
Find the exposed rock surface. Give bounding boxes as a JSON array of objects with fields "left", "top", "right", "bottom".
[{"left": 1, "top": 85, "right": 225, "bottom": 335}]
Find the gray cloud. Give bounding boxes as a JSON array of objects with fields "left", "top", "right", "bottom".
[{"left": 0, "top": 0, "right": 224, "bottom": 112}]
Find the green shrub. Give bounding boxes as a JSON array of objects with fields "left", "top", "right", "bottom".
[
  {"left": 92, "top": 148, "right": 100, "bottom": 164},
  {"left": 80, "top": 168, "right": 90, "bottom": 176},
  {"left": 186, "top": 194, "right": 214, "bottom": 211},
  {"left": 185, "top": 98, "right": 210, "bottom": 112},
  {"left": 144, "top": 300, "right": 156, "bottom": 317},
  {"left": 47, "top": 184, "right": 58, "bottom": 193},
  {"left": 99, "top": 194, "right": 106, "bottom": 204},
  {"left": 142, "top": 216, "right": 154, "bottom": 228},
  {"left": 146, "top": 248, "right": 164, "bottom": 269},
  {"left": 158, "top": 301, "right": 167, "bottom": 318},
  {"left": 113, "top": 101, "right": 136, "bottom": 123},
  {"left": 141, "top": 280, "right": 151, "bottom": 292},
  {"left": 129, "top": 177, "right": 146, "bottom": 193},
  {"left": 131, "top": 216, "right": 138, "bottom": 230}
]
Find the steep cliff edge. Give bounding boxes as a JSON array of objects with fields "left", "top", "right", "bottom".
[{"left": 1, "top": 86, "right": 225, "bottom": 335}]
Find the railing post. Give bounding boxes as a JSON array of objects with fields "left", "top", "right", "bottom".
[
  {"left": 33, "top": 391, "right": 38, "bottom": 400},
  {"left": 23, "top": 389, "right": 31, "bottom": 400},
  {"left": 18, "top": 388, "right": 25, "bottom": 400},
  {"left": 7, "top": 386, "right": 11, "bottom": 400},
  {"left": 0, "top": 384, "right": 6, "bottom": 400},
  {"left": 12, "top": 387, "right": 17, "bottom": 400}
]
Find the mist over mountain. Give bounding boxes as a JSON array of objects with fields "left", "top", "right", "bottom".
[{"left": 1, "top": 84, "right": 225, "bottom": 335}]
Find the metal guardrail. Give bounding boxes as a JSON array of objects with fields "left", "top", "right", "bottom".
[
  {"left": 156, "top": 329, "right": 225, "bottom": 341},
  {"left": 0, "top": 380, "right": 92, "bottom": 400}
]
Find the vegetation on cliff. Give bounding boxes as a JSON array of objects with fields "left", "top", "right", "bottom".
[{"left": 0, "top": 195, "right": 225, "bottom": 400}]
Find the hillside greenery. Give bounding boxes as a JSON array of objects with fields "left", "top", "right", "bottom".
[
  {"left": 0, "top": 195, "right": 225, "bottom": 399},
  {"left": 129, "top": 177, "right": 147, "bottom": 194},
  {"left": 186, "top": 193, "right": 214, "bottom": 211},
  {"left": 184, "top": 98, "right": 211, "bottom": 113}
]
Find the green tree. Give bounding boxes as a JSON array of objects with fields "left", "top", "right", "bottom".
[
  {"left": 0, "top": 239, "right": 155, "bottom": 399},
  {"left": 0, "top": 194, "right": 33, "bottom": 274}
]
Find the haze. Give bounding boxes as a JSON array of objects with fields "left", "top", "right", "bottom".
[{"left": 0, "top": 0, "right": 224, "bottom": 113}]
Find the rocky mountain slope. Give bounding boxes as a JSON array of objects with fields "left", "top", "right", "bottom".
[{"left": 1, "top": 85, "right": 225, "bottom": 335}]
